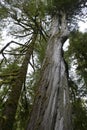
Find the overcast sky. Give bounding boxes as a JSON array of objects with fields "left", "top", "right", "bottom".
[{"left": 79, "top": 20, "right": 87, "bottom": 32}]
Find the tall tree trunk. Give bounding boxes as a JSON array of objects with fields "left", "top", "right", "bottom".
[
  {"left": 0, "top": 35, "right": 37, "bottom": 130},
  {"left": 26, "top": 14, "right": 72, "bottom": 130}
]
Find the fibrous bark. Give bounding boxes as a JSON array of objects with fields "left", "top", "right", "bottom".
[{"left": 27, "top": 14, "right": 72, "bottom": 130}]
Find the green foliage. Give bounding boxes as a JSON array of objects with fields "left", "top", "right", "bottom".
[
  {"left": 67, "top": 31, "right": 87, "bottom": 87},
  {"left": 72, "top": 98, "right": 87, "bottom": 130},
  {"left": 22, "top": 0, "right": 47, "bottom": 19},
  {"left": 35, "top": 38, "right": 47, "bottom": 65},
  {"left": 0, "top": 5, "right": 8, "bottom": 19},
  {"left": 69, "top": 78, "right": 78, "bottom": 101},
  {"left": 0, "top": 62, "right": 19, "bottom": 85},
  {"left": 46, "top": 0, "right": 86, "bottom": 17},
  {"left": 0, "top": 62, "right": 20, "bottom": 121},
  {"left": 65, "top": 31, "right": 87, "bottom": 130}
]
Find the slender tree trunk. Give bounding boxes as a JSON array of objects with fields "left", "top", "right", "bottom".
[
  {"left": 26, "top": 14, "right": 72, "bottom": 130},
  {"left": 0, "top": 35, "right": 37, "bottom": 130}
]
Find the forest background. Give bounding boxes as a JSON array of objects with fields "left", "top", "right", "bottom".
[{"left": 0, "top": 0, "right": 87, "bottom": 130}]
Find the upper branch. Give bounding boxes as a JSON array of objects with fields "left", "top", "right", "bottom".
[{"left": 0, "top": 41, "right": 28, "bottom": 54}]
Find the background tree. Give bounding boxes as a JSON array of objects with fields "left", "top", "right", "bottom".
[
  {"left": 0, "top": 1, "right": 48, "bottom": 129},
  {"left": 65, "top": 31, "right": 87, "bottom": 130}
]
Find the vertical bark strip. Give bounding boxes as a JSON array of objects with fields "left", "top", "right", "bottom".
[
  {"left": 0, "top": 35, "right": 37, "bottom": 130},
  {"left": 27, "top": 15, "right": 72, "bottom": 130}
]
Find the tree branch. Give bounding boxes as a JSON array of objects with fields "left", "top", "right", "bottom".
[{"left": 0, "top": 41, "right": 28, "bottom": 54}]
